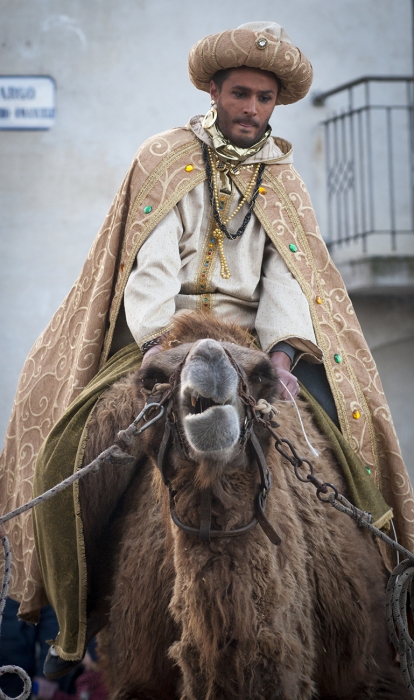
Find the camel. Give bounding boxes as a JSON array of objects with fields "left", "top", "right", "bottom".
[{"left": 78, "top": 313, "right": 409, "bottom": 700}]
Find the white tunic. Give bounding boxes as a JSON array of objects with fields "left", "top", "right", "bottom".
[{"left": 124, "top": 117, "right": 322, "bottom": 361}]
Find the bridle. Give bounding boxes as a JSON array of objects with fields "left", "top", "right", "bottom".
[{"left": 144, "top": 348, "right": 282, "bottom": 546}]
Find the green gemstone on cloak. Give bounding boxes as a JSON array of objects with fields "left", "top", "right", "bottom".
[
  {"left": 334, "top": 353, "right": 341, "bottom": 364},
  {"left": 366, "top": 467, "right": 371, "bottom": 475},
  {"left": 289, "top": 243, "right": 298, "bottom": 253},
  {"left": 143, "top": 205, "right": 152, "bottom": 214}
]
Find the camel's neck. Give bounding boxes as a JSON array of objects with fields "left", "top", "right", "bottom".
[{"left": 167, "top": 455, "right": 259, "bottom": 533}]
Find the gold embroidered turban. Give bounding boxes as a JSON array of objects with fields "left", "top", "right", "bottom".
[{"left": 188, "top": 21, "right": 313, "bottom": 105}]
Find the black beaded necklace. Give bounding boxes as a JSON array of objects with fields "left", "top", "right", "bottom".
[{"left": 202, "top": 142, "right": 265, "bottom": 241}]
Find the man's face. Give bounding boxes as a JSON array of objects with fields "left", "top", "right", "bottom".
[{"left": 210, "top": 67, "right": 279, "bottom": 148}]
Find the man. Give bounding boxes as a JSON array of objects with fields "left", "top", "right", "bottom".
[
  {"left": 1, "top": 21, "right": 412, "bottom": 680},
  {"left": 127, "top": 65, "right": 320, "bottom": 397}
]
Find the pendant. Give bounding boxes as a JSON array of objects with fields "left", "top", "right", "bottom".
[{"left": 202, "top": 107, "right": 217, "bottom": 130}]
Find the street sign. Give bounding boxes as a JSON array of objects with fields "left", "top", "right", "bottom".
[{"left": 0, "top": 75, "right": 56, "bottom": 130}]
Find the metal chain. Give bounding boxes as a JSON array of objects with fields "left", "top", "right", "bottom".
[
  {"left": 258, "top": 415, "right": 414, "bottom": 698},
  {"left": 0, "top": 402, "right": 165, "bottom": 700},
  {"left": 201, "top": 142, "right": 265, "bottom": 241}
]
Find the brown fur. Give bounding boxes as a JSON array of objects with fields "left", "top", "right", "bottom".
[{"left": 79, "top": 314, "right": 408, "bottom": 700}]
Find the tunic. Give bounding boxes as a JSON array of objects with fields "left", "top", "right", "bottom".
[{"left": 125, "top": 116, "right": 322, "bottom": 361}]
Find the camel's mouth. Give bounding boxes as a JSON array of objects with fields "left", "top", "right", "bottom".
[
  {"left": 182, "top": 403, "right": 241, "bottom": 457},
  {"left": 180, "top": 389, "right": 241, "bottom": 458},
  {"left": 188, "top": 393, "right": 232, "bottom": 415},
  {"left": 178, "top": 339, "right": 243, "bottom": 459}
]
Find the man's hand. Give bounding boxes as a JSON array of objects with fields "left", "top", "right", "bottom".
[{"left": 269, "top": 351, "right": 299, "bottom": 401}]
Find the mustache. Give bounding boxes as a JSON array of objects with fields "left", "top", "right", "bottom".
[{"left": 233, "top": 118, "right": 260, "bottom": 128}]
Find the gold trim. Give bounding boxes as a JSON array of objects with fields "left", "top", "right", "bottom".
[
  {"left": 373, "top": 508, "right": 394, "bottom": 531},
  {"left": 196, "top": 293, "right": 214, "bottom": 312},
  {"left": 100, "top": 167, "right": 207, "bottom": 365},
  {"left": 269, "top": 168, "right": 381, "bottom": 482},
  {"left": 254, "top": 170, "right": 353, "bottom": 439},
  {"left": 195, "top": 214, "right": 217, "bottom": 293},
  {"left": 73, "top": 417, "right": 92, "bottom": 660},
  {"left": 126, "top": 139, "right": 200, "bottom": 230},
  {"left": 54, "top": 413, "right": 94, "bottom": 661},
  {"left": 266, "top": 38, "right": 281, "bottom": 70},
  {"left": 139, "top": 323, "right": 174, "bottom": 349},
  {"left": 264, "top": 334, "right": 323, "bottom": 360},
  {"left": 232, "top": 166, "right": 381, "bottom": 483},
  {"left": 211, "top": 32, "right": 225, "bottom": 71}
]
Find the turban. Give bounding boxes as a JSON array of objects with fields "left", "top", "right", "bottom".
[{"left": 188, "top": 21, "right": 313, "bottom": 106}]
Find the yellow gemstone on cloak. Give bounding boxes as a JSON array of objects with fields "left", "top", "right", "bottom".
[
  {"left": 185, "top": 164, "right": 194, "bottom": 172},
  {"left": 352, "top": 410, "right": 361, "bottom": 420},
  {"left": 258, "top": 186, "right": 267, "bottom": 194},
  {"left": 316, "top": 296, "right": 323, "bottom": 305}
]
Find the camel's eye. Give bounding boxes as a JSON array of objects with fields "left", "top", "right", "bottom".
[
  {"left": 248, "top": 359, "right": 276, "bottom": 386},
  {"left": 245, "top": 359, "right": 278, "bottom": 402},
  {"left": 136, "top": 346, "right": 189, "bottom": 394},
  {"left": 135, "top": 366, "right": 171, "bottom": 395}
]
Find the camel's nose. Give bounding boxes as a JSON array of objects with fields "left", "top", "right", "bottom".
[
  {"left": 190, "top": 338, "right": 227, "bottom": 363},
  {"left": 181, "top": 339, "right": 238, "bottom": 404}
]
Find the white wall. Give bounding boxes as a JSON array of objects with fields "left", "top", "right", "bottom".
[
  {"left": 1, "top": 0, "right": 412, "bottom": 460},
  {"left": 352, "top": 295, "right": 414, "bottom": 470}
]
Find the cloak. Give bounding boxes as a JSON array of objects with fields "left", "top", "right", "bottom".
[{"left": 1, "top": 125, "right": 413, "bottom": 619}]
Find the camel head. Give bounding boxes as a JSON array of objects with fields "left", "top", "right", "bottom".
[
  {"left": 179, "top": 337, "right": 245, "bottom": 460},
  {"left": 135, "top": 313, "right": 279, "bottom": 471}
]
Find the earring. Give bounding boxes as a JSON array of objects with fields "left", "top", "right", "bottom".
[{"left": 202, "top": 99, "right": 217, "bottom": 129}]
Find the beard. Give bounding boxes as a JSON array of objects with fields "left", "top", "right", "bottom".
[{"left": 215, "top": 104, "right": 268, "bottom": 147}]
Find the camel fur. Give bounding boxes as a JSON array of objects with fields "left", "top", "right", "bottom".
[{"left": 78, "top": 313, "right": 409, "bottom": 700}]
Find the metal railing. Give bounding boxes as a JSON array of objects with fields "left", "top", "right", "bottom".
[{"left": 313, "top": 76, "right": 414, "bottom": 252}]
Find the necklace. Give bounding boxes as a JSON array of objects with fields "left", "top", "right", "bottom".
[{"left": 202, "top": 143, "right": 265, "bottom": 279}]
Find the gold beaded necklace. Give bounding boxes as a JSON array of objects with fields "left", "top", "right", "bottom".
[{"left": 205, "top": 145, "right": 264, "bottom": 279}]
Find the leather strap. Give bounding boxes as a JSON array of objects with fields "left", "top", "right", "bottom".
[
  {"left": 169, "top": 487, "right": 260, "bottom": 539},
  {"left": 249, "top": 429, "right": 282, "bottom": 545},
  {"left": 255, "top": 491, "right": 281, "bottom": 546},
  {"left": 157, "top": 420, "right": 173, "bottom": 485},
  {"left": 248, "top": 429, "right": 270, "bottom": 491}
]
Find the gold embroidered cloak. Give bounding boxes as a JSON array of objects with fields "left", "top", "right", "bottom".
[{"left": 1, "top": 124, "right": 413, "bottom": 620}]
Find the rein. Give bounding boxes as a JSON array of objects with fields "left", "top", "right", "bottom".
[{"left": 152, "top": 348, "right": 281, "bottom": 546}]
